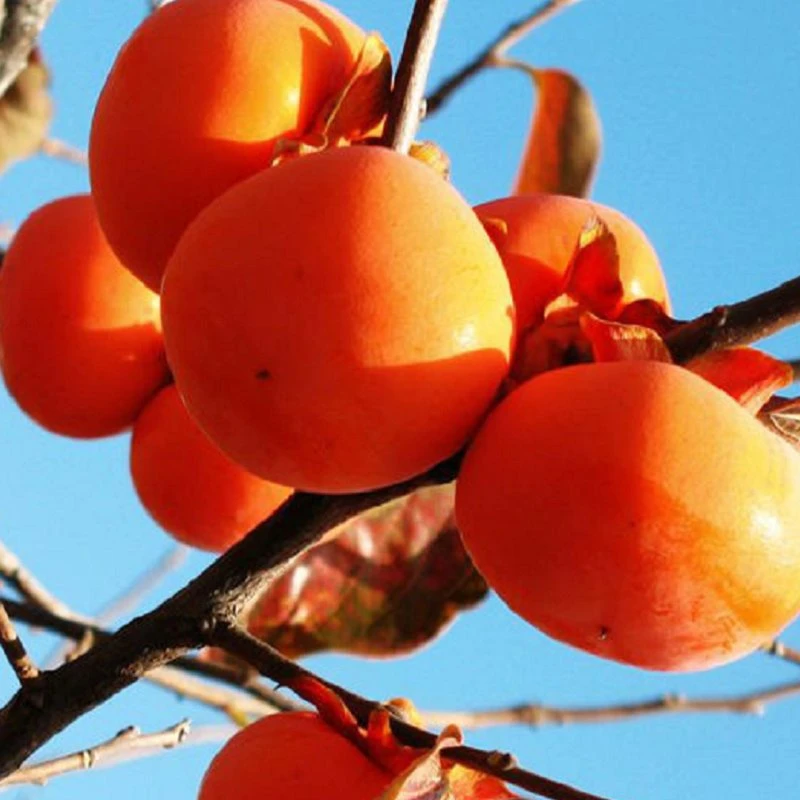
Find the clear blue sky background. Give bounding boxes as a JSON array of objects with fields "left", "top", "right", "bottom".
[{"left": 1, "top": 1, "right": 799, "bottom": 799}]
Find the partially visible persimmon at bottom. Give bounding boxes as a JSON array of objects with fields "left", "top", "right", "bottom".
[
  {"left": 455, "top": 361, "right": 800, "bottom": 671},
  {"left": 198, "top": 712, "right": 391, "bottom": 800},
  {"left": 131, "top": 384, "right": 292, "bottom": 552},
  {"left": 0, "top": 194, "right": 168, "bottom": 438}
]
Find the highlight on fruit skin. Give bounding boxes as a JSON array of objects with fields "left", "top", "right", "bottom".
[
  {"left": 455, "top": 360, "right": 800, "bottom": 672},
  {"left": 474, "top": 193, "right": 669, "bottom": 331},
  {"left": 89, "top": 0, "right": 366, "bottom": 291},
  {"left": 198, "top": 712, "right": 391, "bottom": 800},
  {"left": 162, "top": 145, "right": 515, "bottom": 494},
  {"left": 130, "top": 384, "right": 292, "bottom": 552},
  {"left": 0, "top": 194, "right": 168, "bottom": 438}
]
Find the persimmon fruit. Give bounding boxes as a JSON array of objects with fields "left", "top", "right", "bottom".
[
  {"left": 162, "top": 146, "right": 515, "bottom": 494},
  {"left": 475, "top": 193, "right": 669, "bottom": 330},
  {"left": 130, "top": 384, "right": 292, "bottom": 552},
  {"left": 0, "top": 194, "right": 168, "bottom": 438},
  {"left": 89, "top": 0, "right": 366, "bottom": 291},
  {"left": 455, "top": 360, "right": 800, "bottom": 671},
  {"left": 198, "top": 712, "right": 391, "bottom": 800}
]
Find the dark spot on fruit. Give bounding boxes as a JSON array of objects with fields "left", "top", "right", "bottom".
[
  {"left": 598, "top": 626, "right": 610, "bottom": 641},
  {"left": 255, "top": 369, "right": 271, "bottom": 380}
]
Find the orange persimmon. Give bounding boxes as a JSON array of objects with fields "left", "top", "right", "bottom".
[
  {"left": 0, "top": 194, "right": 168, "bottom": 438},
  {"left": 455, "top": 360, "right": 800, "bottom": 671},
  {"left": 198, "top": 712, "right": 391, "bottom": 800},
  {"left": 162, "top": 146, "right": 514, "bottom": 493},
  {"left": 89, "top": 0, "right": 366, "bottom": 291},
  {"left": 475, "top": 193, "right": 669, "bottom": 330},
  {"left": 130, "top": 384, "right": 292, "bottom": 552}
]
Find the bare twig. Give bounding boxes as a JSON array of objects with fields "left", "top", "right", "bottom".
[
  {"left": 762, "top": 640, "right": 800, "bottom": 668},
  {"left": 421, "top": 681, "right": 800, "bottom": 730},
  {"left": 211, "top": 623, "right": 609, "bottom": 800},
  {"left": 0, "top": 223, "right": 13, "bottom": 247},
  {"left": 381, "top": 0, "right": 450, "bottom": 153},
  {"left": 39, "top": 137, "right": 88, "bottom": 166},
  {"left": 0, "top": 720, "right": 197, "bottom": 789},
  {"left": 426, "top": 0, "right": 584, "bottom": 114},
  {"left": 0, "top": 0, "right": 58, "bottom": 97},
  {"left": 0, "top": 601, "right": 38, "bottom": 685},
  {"left": 0, "top": 540, "right": 90, "bottom": 623},
  {"left": 666, "top": 275, "right": 800, "bottom": 363}
]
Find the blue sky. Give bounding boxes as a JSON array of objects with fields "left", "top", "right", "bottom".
[{"left": 1, "top": 1, "right": 799, "bottom": 799}]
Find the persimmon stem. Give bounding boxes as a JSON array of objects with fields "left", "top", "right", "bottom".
[
  {"left": 381, "top": 0, "right": 449, "bottom": 153},
  {"left": 426, "top": 0, "right": 584, "bottom": 115}
]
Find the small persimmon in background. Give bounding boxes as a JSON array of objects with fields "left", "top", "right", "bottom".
[
  {"left": 130, "top": 384, "right": 292, "bottom": 552},
  {"left": 0, "top": 194, "right": 168, "bottom": 438}
]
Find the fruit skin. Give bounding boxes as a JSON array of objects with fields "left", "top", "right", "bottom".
[
  {"left": 162, "top": 146, "right": 515, "bottom": 494},
  {"left": 130, "top": 384, "right": 292, "bottom": 552},
  {"left": 474, "top": 194, "right": 669, "bottom": 330},
  {"left": 0, "top": 194, "right": 168, "bottom": 438},
  {"left": 455, "top": 360, "right": 800, "bottom": 672},
  {"left": 198, "top": 712, "right": 390, "bottom": 800},
  {"left": 89, "top": 0, "right": 365, "bottom": 291}
]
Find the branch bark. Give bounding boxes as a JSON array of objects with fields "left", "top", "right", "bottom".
[
  {"left": 0, "top": 0, "right": 58, "bottom": 97},
  {"left": 381, "top": 0, "right": 449, "bottom": 153},
  {"left": 0, "top": 601, "right": 37, "bottom": 685}
]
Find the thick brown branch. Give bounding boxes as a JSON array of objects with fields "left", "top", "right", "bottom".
[
  {"left": 0, "top": 0, "right": 58, "bottom": 97},
  {"left": 211, "top": 624, "right": 610, "bottom": 800},
  {"left": 0, "top": 601, "right": 37, "bottom": 685},
  {"left": 381, "top": 0, "right": 449, "bottom": 153},
  {"left": 426, "top": 0, "right": 583, "bottom": 115},
  {"left": 0, "top": 458, "right": 457, "bottom": 777},
  {"left": 666, "top": 275, "right": 800, "bottom": 363}
]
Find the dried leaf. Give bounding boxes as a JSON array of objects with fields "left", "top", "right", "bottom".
[
  {"left": 687, "top": 348, "right": 793, "bottom": 414},
  {"left": 760, "top": 397, "right": 800, "bottom": 450},
  {"left": 409, "top": 140, "right": 451, "bottom": 179},
  {"left": 562, "top": 215, "right": 623, "bottom": 318},
  {"left": 617, "top": 298, "right": 682, "bottom": 337},
  {"left": 0, "top": 49, "right": 52, "bottom": 172},
  {"left": 580, "top": 312, "right": 673, "bottom": 363},
  {"left": 241, "top": 486, "right": 488, "bottom": 658},
  {"left": 311, "top": 32, "right": 392, "bottom": 143},
  {"left": 513, "top": 67, "right": 601, "bottom": 198}
]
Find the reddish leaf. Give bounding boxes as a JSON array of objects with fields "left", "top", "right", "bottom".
[
  {"left": 580, "top": 312, "right": 673, "bottom": 363},
  {"left": 513, "top": 67, "right": 601, "bottom": 199},
  {"left": 617, "top": 298, "right": 682, "bottom": 337},
  {"left": 687, "top": 348, "right": 793, "bottom": 414},
  {"left": 241, "top": 486, "right": 488, "bottom": 658},
  {"left": 562, "top": 215, "right": 624, "bottom": 318},
  {"left": 0, "top": 49, "right": 51, "bottom": 172}
]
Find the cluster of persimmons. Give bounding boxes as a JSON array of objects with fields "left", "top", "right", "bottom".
[{"left": 2, "top": 0, "right": 800, "bottom": 795}]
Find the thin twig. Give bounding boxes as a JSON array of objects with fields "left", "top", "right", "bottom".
[
  {"left": 381, "top": 0, "right": 450, "bottom": 153},
  {"left": 0, "top": 0, "right": 58, "bottom": 97},
  {"left": 0, "top": 601, "right": 38, "bottom": 685},
  {"left": 0, "top": 720, "right": 199, "bottom": 789},
  {"left": 211, "top": 623, "right": 609, "bottom": 800},
  {"left": 426, "top": 0, "right": 584, "bottom": 114},
  {"left": 39, "top": 137, "right": 88, "bottom": 166},
  {"left": 0, "top": 223, "right": 14, "bottom": 247},
  {"left": 0, "top": 540, "right": 90, "bottom": 623},
  {"left": 762, "top": 640, "right": 800, "bottom": 668},
  {"left": 666, "top": 275, "right": 800, "bottom": 363},
  {"left": 421, "top": 681, "right": 800, "bottom": 730}
]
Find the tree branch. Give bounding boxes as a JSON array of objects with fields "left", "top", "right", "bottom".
[
  {"left": 0, "top": 601, "right": 37, "bottom": 685},
  {"left": 0, "top": 0, "right": 58, "bottom": 97},
  {"left": 381, "top": 0, "right": 449, "bottom": 153},
  {"left": 0, "top": 720, "right": 194, "bottom": 789},
  {"left": 666, "top": 275, "right": 800, "bottom": 363},
  {"left": 210, "top": 623, "right": 611, "bottom": 800},
  {"left": 426, "top": 0, "right": 584, "bottom": 115},
  {"left": 39, "top": 137, "right": 88, "bottom": 167}
]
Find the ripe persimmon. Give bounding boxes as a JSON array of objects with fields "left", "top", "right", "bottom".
[
  {"left": 130, "top": 384, "right": 292, "bottom": 552},
  {"left": 198, "top": 712, "right": 391, "bottom": 800},
  {"left": 475, "top": 193, "right": 669, "bottom": 330},
  {"left": 162, "top": 146, "right": 514, "bottom": 494},
  {"left": 0, "top": 194, "right": 168, "bottom": 438},
  {"left": 89, "top": 0, "right": 366, "bottom": 291},
  {"left": 455, "top": 360, "right": 800, "bottom": 671}
]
